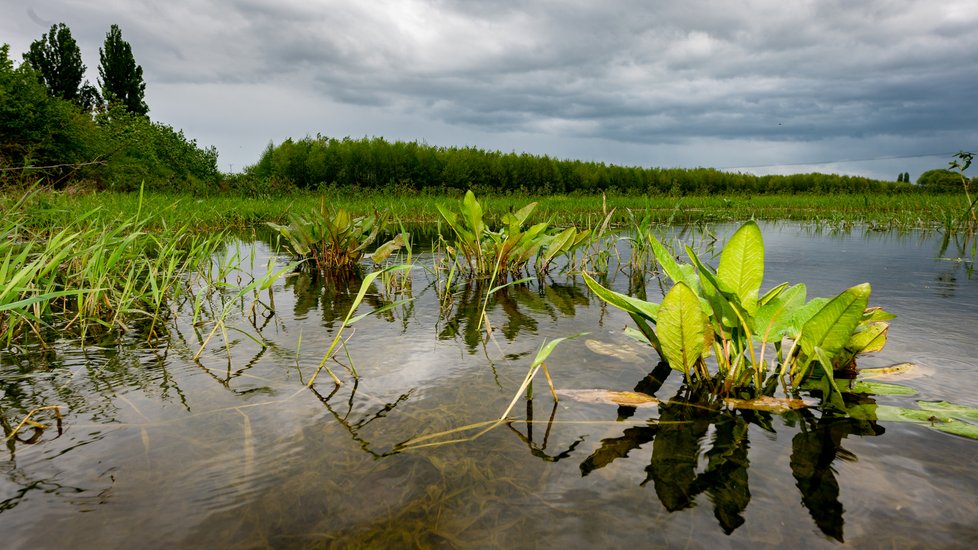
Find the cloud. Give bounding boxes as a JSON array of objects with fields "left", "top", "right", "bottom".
[{"left": 1, "top": 0, "right": 976, "bottom": 178}]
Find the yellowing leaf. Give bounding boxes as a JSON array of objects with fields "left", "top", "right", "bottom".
[{"left": 555, "top": 389, "right": 659, "bottom": 408}]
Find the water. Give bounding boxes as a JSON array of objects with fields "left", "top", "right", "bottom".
[{"left": 1, "top": 223, "right": 976, "bottom": 548}]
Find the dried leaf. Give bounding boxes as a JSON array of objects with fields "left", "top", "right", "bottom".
[
  {"left": 723, "top": 395, "right": 812, "bottom": 413},
  {"left": 555, "top": 389, "right": 659, "bottom": 408}
]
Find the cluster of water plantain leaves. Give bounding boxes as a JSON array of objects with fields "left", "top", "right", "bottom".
[
  {"left": 266, "top": 197, "right": 408, "bottom": 277},
  {"left": 585, "top": 220, "right": 895, "bottom": 406},
  {"left": 437, "top": 190, "right": 592, "bottom": 280}
]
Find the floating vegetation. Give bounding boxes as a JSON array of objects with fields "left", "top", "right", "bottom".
[
  {"left": 857, "top": 362, "right": 934, "bottom": 381},
  {"left": 555, "top": 389, "right": 659, "bottom": 407},
  {"left": 855, "top": 401, "right": 978, "bottom": 440},
  {"left": 584, "top": 338, "right": 645, "bottom": 363}
]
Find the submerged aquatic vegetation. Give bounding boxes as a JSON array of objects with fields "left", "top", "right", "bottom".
[{"left": 584, "top": 221, "right": 894, "bottom": 403}]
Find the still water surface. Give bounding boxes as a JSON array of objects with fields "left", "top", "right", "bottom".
[{"left": 1, "top": 223, "right": 976, "bottom": 548}]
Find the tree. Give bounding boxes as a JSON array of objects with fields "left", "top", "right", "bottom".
[
  {"left": 916, "top": 169, "right": 960, "bottom": 191},
  {"left": 98, "top": 24, "right": 148, "bottom": 116},
  {"left": 23, "top": 23, "right": 87, "bottom": 103}
]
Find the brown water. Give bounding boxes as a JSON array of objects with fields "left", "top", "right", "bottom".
[{"left": 1, "top": 223, "right": 977, "bottom": 548}]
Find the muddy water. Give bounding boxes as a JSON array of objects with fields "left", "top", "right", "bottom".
[{"left": 1, "top": 223, "right": 976, "bottom": 548}]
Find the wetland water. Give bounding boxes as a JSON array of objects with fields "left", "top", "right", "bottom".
[{"left": 1, "top": 223, "right": 976, "bottom": 548}]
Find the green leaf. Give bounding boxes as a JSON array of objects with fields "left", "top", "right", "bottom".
[
  {"left": 582, "top": 273, "right": 660, "bottom": 322},
  {"left": 717, "top": 221, "right": 764, "bottom": 315},
  {"left": 934, "top": 422, "right": 978, "bottom": 440},
  {"left": 759, "top": 281, "right": 789, "bottom": 306},
  {"left": 753, "top": 283, "right": 806, "bottom": 344},
  {"left": 800, "top": 283, "right": 871, "bottom": 359},
  {"left": 916, "top": 401, "right": 978, "bottom": 422},
  {"left": 648, "top": 232, "right": 699, "bottom": 292},
  {"left": 844, "top": 321, "right": 888, "bottom": 354},
  {"left": 657, "top": 282, "right": 708, "bottom": 376},
  {"left": 846, "top": 381, "right": 917, "bottom": 396}
]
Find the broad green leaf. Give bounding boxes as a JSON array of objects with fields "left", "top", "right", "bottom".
[
  {"left": 541, "top": 226, "right": 576, "bottom": 267},
  {"left": 916, "top": 401, "right": 978, "bottom": 422},
  {"left": 582, "top": 273, "right": 660, "bottom": 321},
  {"left": 845, "top": 321, "right": 888, "bottom": 354},
  {"left": 799, "top": 283, "right": 870, "bottom": 359},
  {"left": 934, "top": 422, "right": 978, "bottom": 440},
  {"left": 871, "top": 406, "right": 978, "bottom": 440},
  {"left": 370, "top": 233, "right": 408, "bottom": 264},
  {"left": 502, "top": 201, "right": 537, "bottom": 228},
  {"left": 753, "top": 283, "right": 806, "bottom": 344},
  {"left": 862, "top": 307, "right": 896, "bottom": 322},
  {"left": 846, "top": 381, "right": 917, "bottom": 396},
  {"left": 717, "top": 221, "right": 764, "bottom": 315},
  {"left": 462, "top": 190, "right": 484, "bottom": 241},
  {"left": 687, "top": 245, "right": 744, "bottom": 330},
  {"left": 648, "top": 232, "right": 699, "bottom": 292},
  {"left": 872, "top": 405, "right": 954, "bottom": 423},
  {"left": 785, "top": 297, "right": 829, "bottom": 337},
  {"left": 759, "top": 281, "right": 789, "bottom": 306},
  {"left": 657, "top": 282, "right": 707, "bottom": 376}
]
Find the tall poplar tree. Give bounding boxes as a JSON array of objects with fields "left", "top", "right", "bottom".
[
  {"left": 98, "top": 24, "right": 148, "bottom": 116},
  {"left": 23, "top": 23, "right": 86, "bottom": 103}
]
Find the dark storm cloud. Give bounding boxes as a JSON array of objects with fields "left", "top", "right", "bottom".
[{"left": 2, "top": 0, "right": 976, "bottom": 176}]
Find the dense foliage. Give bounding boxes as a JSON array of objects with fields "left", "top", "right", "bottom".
[
  {"left": 247, "top": 135, "right": 915, "bottom": 195},
  {"left": 916, "top": 168, "right": 965, "bottom": 190},
  {"left": 1, "top": 35, "right": 218, "bottom": 191},
  {"left": 98, "top": 24, "right": 147, "bottom": 116},
  {"left": 23, "top": 23, "right": 100, "bottom": 109}
]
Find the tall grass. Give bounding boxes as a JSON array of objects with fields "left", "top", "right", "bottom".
[{"left": 1, "top": 187, "right": 227, "bottom": 345}]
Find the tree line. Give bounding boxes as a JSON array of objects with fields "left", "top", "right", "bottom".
[
  {"left": 2, "top": 23, "right": 966, "bottom": 196},
  {"left": 246, "top": 135, "right": 922, "bottom": 195},
  {"left": 1, "top": 23, "right": 218, "bottom": 191}
]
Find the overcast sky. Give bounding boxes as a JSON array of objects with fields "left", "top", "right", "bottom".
[{"left": 3, "top": 0, "right": 977, "bottom": 180}]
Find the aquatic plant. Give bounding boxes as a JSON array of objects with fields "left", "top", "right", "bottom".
[
  {"left": 267, "top": 198, "right": 407, "bottom": 277},
  {"left": 584, "top": 221, "right": 894, "bottom": 402},
  {"left": 437, "top": 190, "right": 548, "bottom": 278},
  {"left": 0, "top": 187, "right": 227, "bottom": 345}
]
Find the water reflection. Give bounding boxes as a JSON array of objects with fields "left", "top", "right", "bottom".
[
  {"left": 438, "top": 280, "right": 589, "bottom": 353},
  {"left": 512, "top": 365, "right": 889, "bottom": 540}
]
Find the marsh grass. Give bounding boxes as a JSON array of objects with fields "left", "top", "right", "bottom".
[
  {"left": 6, "top": 187, "right": 967, "bottom": 233},
  {"left": 0, "top": 187, "right": 229, "bottom": 345}
]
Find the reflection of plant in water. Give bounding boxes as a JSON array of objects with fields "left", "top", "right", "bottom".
[
  {"left": 438, "top": 280, "right": 589, "bottom": 353},
  {"left": 568, "top": 366, "right": 890, "bottom": 539}
]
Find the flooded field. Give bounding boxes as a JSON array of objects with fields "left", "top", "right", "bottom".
[{"left": 1, "top": 223, "right": 976, "bottom": 548}]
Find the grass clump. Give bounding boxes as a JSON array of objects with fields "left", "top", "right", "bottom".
[{"left": 1, "top": 187, "right": 225, "bottom": 345}]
